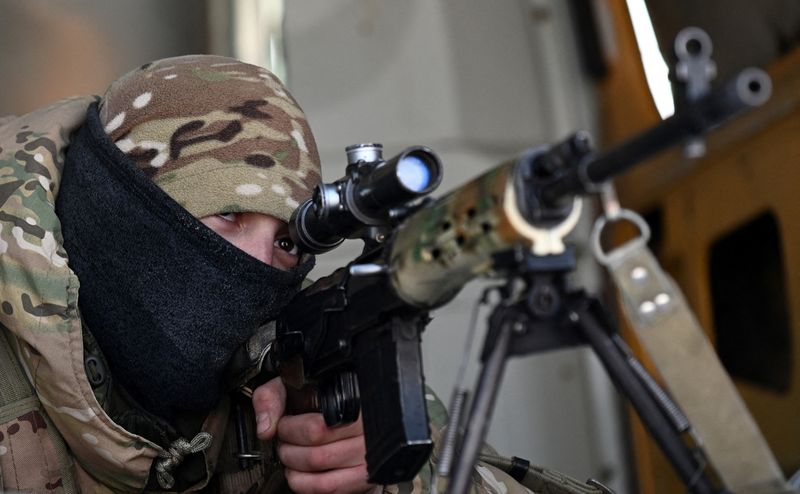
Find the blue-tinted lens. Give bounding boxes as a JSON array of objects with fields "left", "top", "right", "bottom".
[{"left": 396, "top": 155, "right": 431, "bottom": 192}]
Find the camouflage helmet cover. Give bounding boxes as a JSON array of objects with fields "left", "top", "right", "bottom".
[{"left": 99, "top": 54, "right": 321, "bottom": 222}]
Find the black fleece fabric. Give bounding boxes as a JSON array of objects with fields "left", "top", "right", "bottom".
[{"left": 56, "top": 103, "right": 311, "bottom": 420}]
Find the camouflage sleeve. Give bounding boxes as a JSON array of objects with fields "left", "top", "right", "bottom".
[{"left": 382, "top": 386, "right": 536, "bottom": 494}]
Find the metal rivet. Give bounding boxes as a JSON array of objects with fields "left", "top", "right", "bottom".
[
  {"left": 639, "top": 301, "right": 656, "bottom": 314},
  {"left": 631, "top": 266, "right": 648, "bottom": 281},
  {"left": 654, "top": 293, "right": 671, "bottom": 306}
]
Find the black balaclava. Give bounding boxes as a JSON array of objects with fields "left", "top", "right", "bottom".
[{"left": 56, "top": 103, "right": 313, "bottom": 420}]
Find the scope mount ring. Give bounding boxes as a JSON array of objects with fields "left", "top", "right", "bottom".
[
  {"left": 505, "top": 178, "right": 583, "bottom": 256},
  {"left": 590, "top": 208, "right": 651, "bottom": 266},
  {"left": 344, "top": 180, "right": 385, "bottom": 226}
]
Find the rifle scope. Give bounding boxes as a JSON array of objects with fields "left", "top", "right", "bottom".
[{"left": 290, "top": 143, "right": 443, "bottom": 254}]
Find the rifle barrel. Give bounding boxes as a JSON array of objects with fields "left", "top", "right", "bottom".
[{"left": 542, "top": 67, "right": 771, "bottom": 203}]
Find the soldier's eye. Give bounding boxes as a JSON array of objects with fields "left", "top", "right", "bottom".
[
  {"left": 218, "top": 213, "right": 238, "bottom": 222},
  {"left": 274, "top": 237, "right": 298, "bottom": 255}
]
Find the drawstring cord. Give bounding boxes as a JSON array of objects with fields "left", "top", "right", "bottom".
[{"left": 155, "top": 432, "right": 213, "bottom": 489}]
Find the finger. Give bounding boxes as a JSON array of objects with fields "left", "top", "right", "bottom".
[
  {"left": 277, "top": 413, "right": 364, "bottom": 446},
  {"left": 252, "top": 377, "right": 287, "bottom": 440},
  {"left": 278, "top": 435, "right": 366, "bottom": 472},
  {"left": 284, "top": 464, "right": 374, "bottom": 494}
]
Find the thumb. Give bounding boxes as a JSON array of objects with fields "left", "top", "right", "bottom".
[{"left": 252, "top": 376, "right": 286, "bottom": 440}]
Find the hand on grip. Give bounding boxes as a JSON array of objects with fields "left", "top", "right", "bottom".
[{"left": 252, "top": 377, "right": 375, "bottom": 494}]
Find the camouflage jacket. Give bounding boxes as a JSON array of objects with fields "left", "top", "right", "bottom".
[
  {"left": 1, "top": 96, "right": 185, "bottom": 493},
  {"left": 0, "top": 98, "right": 551, "bottom": 494}
]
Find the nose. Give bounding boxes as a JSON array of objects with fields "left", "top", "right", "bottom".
[{"left": 241, "top": 231, "right": 275, "bottom": 266}]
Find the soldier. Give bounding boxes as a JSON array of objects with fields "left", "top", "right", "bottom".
[{"left": 0, "top": 55, "right": 545, "bottom": 493}]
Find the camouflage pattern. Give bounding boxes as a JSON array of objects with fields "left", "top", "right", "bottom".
[
  {"left": 389, "top": 160, "right": 521, "bottom": 308},
  {"left": 0, "top": 408, "right": 65, "bottom": 492},
  {"left": 99, "top": 55, "right": 321, "bottom": 223},
  {"left": 0, "top": 96, "right": 168, "bottom": 492},
  {"left": 389, "top": 154, "right": 580, "bottom": 310},
  {"left": 0, "top": 319, "right": 77, "bottom": 493}
]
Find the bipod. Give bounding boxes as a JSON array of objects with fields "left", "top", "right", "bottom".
[{"left": 446, "top": 245, "right": 728, "bottom": 494}]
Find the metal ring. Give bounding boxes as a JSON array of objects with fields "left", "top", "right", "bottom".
[
  {"left": 234, "top": 452, "right": 265, "bottom": 459},
  {"left": 674, "top": 27, "right": 713, "bottom": 60},
  {"left": 590, "top": 208, "right": 651, "bottom": 266},
  {"left": 345, "top": 180, "right": 383, "bottom": 225},
  {"left": 736, "top": 67, "right": 772, "bottom": 107}
]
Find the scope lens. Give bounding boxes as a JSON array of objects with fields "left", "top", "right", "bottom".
[{"left": 396, "top": 154, "right": 432, "bottom": 192}]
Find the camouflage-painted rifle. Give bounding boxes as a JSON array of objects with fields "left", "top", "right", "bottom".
[{"left": 231, "top": 60, "right": 771, "bottom": 486}]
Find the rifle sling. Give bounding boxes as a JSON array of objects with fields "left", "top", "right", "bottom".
[{"left": 603, "top": 242, "right": 787, "bottom": 493}]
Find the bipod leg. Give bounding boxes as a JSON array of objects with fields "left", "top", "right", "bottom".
[
  {"left": 447, "top": 314, "right": 517, "bottom": 494},
  {"left": 568, "top": 297, "right": 727, "bottom": 494}
]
